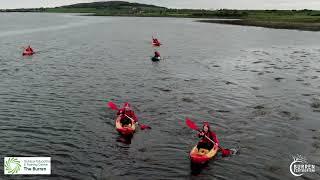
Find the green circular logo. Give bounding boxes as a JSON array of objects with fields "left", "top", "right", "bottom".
[{"left": 5, "top": 157, "right": 21, "bottom": 174}]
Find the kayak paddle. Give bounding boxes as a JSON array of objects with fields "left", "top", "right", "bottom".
[
  {"left": 185, "top": 118, "right": 235, "bottom": 157},
  {"left": 107, "top": 101, "right": 151, "bottom": 130},
  {"left": 108, "top": 101, "right": 119, "bottom": 111}
]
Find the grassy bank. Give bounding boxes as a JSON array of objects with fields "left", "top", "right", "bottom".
[
  {"left": 199, "top": 19, "right": 320, "bottom": 31},
  {"left": 198, "top": 10, "right": 320, "bottom": 31}
]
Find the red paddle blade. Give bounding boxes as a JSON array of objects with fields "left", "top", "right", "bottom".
[
  {"left": 221, "top": 149, "right": 233, "bottom": 157},
  {"left": 107, "top": 101, "right": 119, "bottom": 110},
  {"left": 185, "top": 118, "right": 199, "bottom": 131},
  {"left": 140, "top": 124, "right": 151, "bottom": 130}
]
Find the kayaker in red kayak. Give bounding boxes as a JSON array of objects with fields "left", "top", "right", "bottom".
[
  {"left": 197, "top": 122, "right": 219, "bottom": 151},
  {"left": 117, "top": 102, "right": 138, "bottom": 123},
  {"left": 154, "top": 39, "right": 159, "bottom": 44},
  {"left": 152, "top": 37, "right": 161, "bottom": 46},
  {"left": 119, "top": 115, "right": 132, "bottom": 127},
  {"left": 25, "top": 45, "right": 34, "bottom": 53},
  {"left": 152, "top": 37, "right": 159, "bottom": 44}
]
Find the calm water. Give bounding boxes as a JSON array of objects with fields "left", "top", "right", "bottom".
[{"left": 0, "top": 13, "right": 320, "bottom": 180}]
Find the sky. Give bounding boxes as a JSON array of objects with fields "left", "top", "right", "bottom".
[{"left": 1, "top": 0, "right": 320, "bottom": 10}]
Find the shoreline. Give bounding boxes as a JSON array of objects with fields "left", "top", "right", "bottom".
[
  {"left": 2, "top": 11, "right": 320, "bottom": 32},
  {"left": 198, "top": 19, "right": 320, "bottom": 31}
]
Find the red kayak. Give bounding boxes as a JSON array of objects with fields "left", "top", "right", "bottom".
[
  {"left": 189, "top": 144, "right": 219, "bottom": 164},
  {"left": 22, "top": 51, "right": 34, "bottom": 56},
  {"left": 152, "top": 37, "right": 161, "bottom": 46},
  {"left": 115, "top": 115, "right": 136, "bottom": 136},
  {"left": 152, "top": 42, "right": 161, "bottom": 46}
]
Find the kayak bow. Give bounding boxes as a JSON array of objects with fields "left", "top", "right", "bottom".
[
  {"left": 115, "top": 115, "right": 136, "bottom": 136},
  {"left": 189, "top": 145, "right": 219, "bottom": 164}
]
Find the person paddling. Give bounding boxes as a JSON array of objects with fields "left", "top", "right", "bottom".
[
  {"left": 197, "top": 122, "right": 219, "bottom": 151},
  {"left": 25, "top": 45, "right": 34, "bottom": 53},
  {"left": 117, "top": 102, "right": 138, "bottom": 123},
  {"left": 152, "top": 36, "right": 158, "bottom": 43},
  {"left": 152, "top": 37, "right": 161, "bottom": 46}
]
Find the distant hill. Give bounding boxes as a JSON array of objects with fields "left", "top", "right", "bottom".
[
  {"left": 47, "top": 1, "right": 249, "bottom": 17},
  {"left": 43, "top": 1, "right": 167, "bottom": 15},
  {"left": 60, "top": 1, "right": 165, "bottom": 9}
]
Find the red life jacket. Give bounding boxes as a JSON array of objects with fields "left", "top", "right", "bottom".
[
  {"left": 26, "top": 47, "right": 33, "bottom": 52},
  {"left": 199, "top": 131, "right": 219, "bottom": 144}
]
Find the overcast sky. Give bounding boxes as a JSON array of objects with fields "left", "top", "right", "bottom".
[{"left": 1, "top": 0, "right": 319, "bottom": 10}]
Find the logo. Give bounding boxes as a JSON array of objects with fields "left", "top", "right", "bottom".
[
  {"left": 4, "top": 158, "right": 21, "bottom": 174},
  {"left": 4, "top": 157, "right": 51, "bottom": 175},
  {"left": 290, "top": 154, "right": 316, "bottom": 177}
]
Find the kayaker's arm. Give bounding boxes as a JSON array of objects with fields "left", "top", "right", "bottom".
[
  {"left": 131, "top": 111, "right": 138, "bottom": 122},
  {"left": 211, "top": 132, "right": 219, "bottom": 145},
  {"left": 211, "top": 133, "right": 219, "bottom": 150}
]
